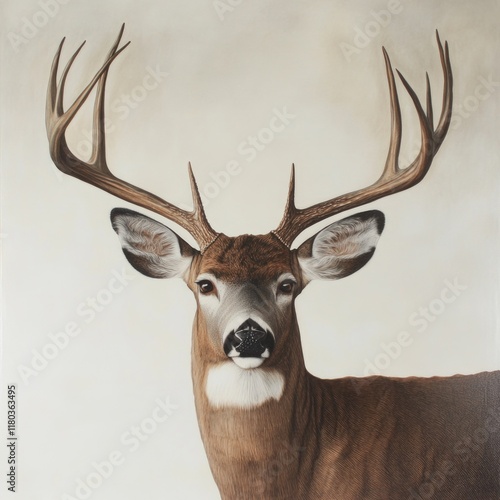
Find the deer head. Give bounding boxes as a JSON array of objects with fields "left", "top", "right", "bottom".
[{"left": 46, "top": 26, "right": 452, "bottom": 406}]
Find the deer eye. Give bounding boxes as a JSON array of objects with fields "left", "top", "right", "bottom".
[
  {"left": 196, "top": 279, "right": 215, "bottom": 294},
  {"left": 278, "top": 279, "right": 296, "bottom": 295}
]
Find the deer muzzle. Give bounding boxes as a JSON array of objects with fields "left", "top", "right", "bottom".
[{"left": 223, "top": 318, "right": 275, "bottom": 364}]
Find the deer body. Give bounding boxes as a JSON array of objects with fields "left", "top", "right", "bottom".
[
  {"left": 145, "top": 229, "right": 497, "bottom": 500},
  {"left": 196, "top": 370, "right": 500, "bottom": 499},
  {"left": 45, "top": 26, "right": 499, "bottom": 499}
]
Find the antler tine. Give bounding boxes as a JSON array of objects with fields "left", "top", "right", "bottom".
[
  {"left": 47, "top": 32, "right": 129, "bottom": 171},
  {"left": 46, "top": 26, "right": 219, "bottom": 252},
  {"left": 284, "top": 164, "right": 298, "bottom": 216},
  {"left": 380, "top": 47, "right": 402, "bottom": 180},
  {"left": 435, "top": 33, "right": 453, "bottom": 143},
  {"left": 272, "top": 164, "right": 297, "bottom": 246},
  {"left": 273, "top": 33, "right": 453, "bottom": 247},
  {"left": 188, "top": 161, "right": 215, "bottom": 236},
  {"left": 395, "top": 69, "right": 434, "bottom": 177},
  {"left": 426, "top": 73, "right": 434, "bottom": 129},
  {"left": 56, "top": 40, "right": 87, "bottom": 118},
  {"left": 89, "top": 23, "right": 126, "bottom": 170}
]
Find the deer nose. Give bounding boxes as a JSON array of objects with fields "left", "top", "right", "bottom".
[{"left": 224, "top": 319, "right": 275, "bottom": 359}]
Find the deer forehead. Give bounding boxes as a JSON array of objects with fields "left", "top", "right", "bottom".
[{"left": 193, "top": 233, "right": 297, "bottom": 283}]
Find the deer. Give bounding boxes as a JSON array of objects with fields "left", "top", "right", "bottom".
[{"left": 46, "top": 25, "right": 500, "bottom": 500}]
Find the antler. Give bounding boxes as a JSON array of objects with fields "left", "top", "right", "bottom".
[
  {"left": 273, "top": 31, "right": 453, "bottom": 247},
  {"left": 46, "top": 24, "right": 219, "bottom": 252}
]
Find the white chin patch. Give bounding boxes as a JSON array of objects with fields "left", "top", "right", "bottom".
[
  {"left": 232, "top": 357, "right": 264, "bottom": 369},
  {"left": 205, "top": 362, "right": 285, "bottom": 409}
]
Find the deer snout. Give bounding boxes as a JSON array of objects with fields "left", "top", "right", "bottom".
[{"left": 223, "top": 319, "right": 275, "bottom": 368}]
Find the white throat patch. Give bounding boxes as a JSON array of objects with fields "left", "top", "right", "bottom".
[{"left": 205, "top": 362, "right": 285, "bottom": 409}]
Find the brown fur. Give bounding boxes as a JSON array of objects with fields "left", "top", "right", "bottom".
[
  {"left": 190, "top": 233, "right": 297, "bottom": 284},
  {"left": 186, "top": 234, "right": 500, "bottom": 500}
]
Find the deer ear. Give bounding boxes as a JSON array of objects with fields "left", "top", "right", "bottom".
[
  {"left": 297, "top": 210, "right": 384, "bottom": 282},
  {"left": 110, "top": 208, "right": 196, "bottom": 279}
]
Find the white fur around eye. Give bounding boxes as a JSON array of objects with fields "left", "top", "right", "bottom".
[
  {"left": 195, "top": 273, "right": 223, "bottom": 316},
  {"left": 276, "top": 273, "right": 297, "bottom": 304}
]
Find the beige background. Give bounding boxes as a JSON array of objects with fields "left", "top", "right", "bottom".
[{"left": 1, "top": 1, "right": 499, "bottom": 499}]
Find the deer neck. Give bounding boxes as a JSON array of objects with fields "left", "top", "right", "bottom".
[{"left": 190, "top": 309, "right": 316, "bottom": 496}]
